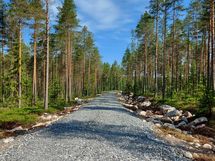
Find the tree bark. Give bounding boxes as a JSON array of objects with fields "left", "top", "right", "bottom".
[
  {"left": 44, "top": 0, "right": 49, "bottom": 110},
  {"left": 162, "top": 5, "right": 167, "bottom": 100},
  {"left": 32, "top": 23, "right": 37, "bottom": 105},
  {"left": 171, "top": 1, "right": 176, "bottom": 95},
  {"left": 210, "top": 0, "right": 214, "bottom": 90},
  {"left": 18, "top": 23, "right": 22, "bottom": 108},
  {"left": 154, "top": 1, "right": 159, "bottom": 97}
]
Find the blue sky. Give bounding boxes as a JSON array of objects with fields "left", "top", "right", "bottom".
[
  {"left": 49, "top": 0, "right": 150, "bottom": 64},
  {"left": 5, "top": 0, "right": 190, "bottom": 64}
]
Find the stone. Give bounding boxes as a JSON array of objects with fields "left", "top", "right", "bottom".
[
  {"left": 184, "top": 152, "right": 193, "bottom": 159},
  {"left": 181, "top": 116, "right": 188, "bottom": 123},
  {"left": 155, "top": 123, "right": 162, "bottom": 127},
  {"left": 160, "top": 105, "right": 176, "bottom": 114},
  {"left": 75, "top": 97, "right": 82, "bottom": 105},
  {"left": 3, "top": 137, "right": 14, "bottom": 143},
  {"left": 188, "top": 117, "right": 208, "bottom": 126},
  {"left": 146, "top": 110, "right": 153, "bottom": 117},
  {"left": 41, "top": 115, "right": 52, "bottom": 121},
  {"left": 10, "top": 126, "right": 24, "bottom": 132},
  {"left": 165, "top": 109, "right": 182, "bottom": 117},
  {"left": 184, "top": 111, "right": 193, "bottom": 118},
  {"left": 122, "top": 103, "right": 137, "bottom": 110},
  {"left": 136, "top": 110, "right": 146, "bottom": 117},
  {"left": 151, "top": 119, "right": 163, "bottom": 125},
  {"left": 136, "top": 96, "right": 146, "bottom": 102},
  {"left": 194, "top": 143, "right": 201, "bottom": 148},
  {"left": 140, "top": 101, "right": 151, "bottom": 107},
  {"left": 166, "top": 134, "right": 172, "bottom": 138},
  {"left": 203, "top": 144, "right": 212, "bottom": 149},
  {"left": 156, "top": 117, "right": 173, "bottom": 124},
  {"left": 193, "top": 153, "right": 199, "bottom": 158},
  {"left": 171, "top": 116, "right": 180, "bottom": 122},
  {"left": 33, "top": 122, "right": 46, "bottom": 128},
  {"left": 195, "top": 124, "right": 206, "bottom": 129},
  {"left": 163, "top": 123, "right": 175, "bottom": 129},
  {"left": 176, "top": 121, "right": 187, "bottom": 128}
]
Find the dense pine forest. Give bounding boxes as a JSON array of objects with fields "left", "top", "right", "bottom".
[
  {"left": 0, "top": 0, "right": 123, "bottom": 110},
  {"left": 0, "top": 0, "right": 214, "bottom": 127},
  {"left": 122, "top": 0, "right": 215, "bottom": 119}
]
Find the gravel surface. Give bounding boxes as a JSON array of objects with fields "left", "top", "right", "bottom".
[{"left": 0, "top": 92, "right": 189, "bottom": 161}]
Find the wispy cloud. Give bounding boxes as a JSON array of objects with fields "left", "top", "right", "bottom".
[
  {"left": 75, "top": 0, "right": 124, "bottom": 31},
  {"left": 48, "top": 0, "right": 149, "bottom": 32}
]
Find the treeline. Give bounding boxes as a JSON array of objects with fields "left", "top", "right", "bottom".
[
  {"left": 122, "top": 0, "right": 215, "bottom": 115},
  {"left": 0, "top": 0, "right": 119, "bottom": 109}
]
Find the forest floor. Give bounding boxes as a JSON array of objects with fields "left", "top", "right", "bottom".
[{"left": 0, "top": 92, "right": 189, "bottom": 161}]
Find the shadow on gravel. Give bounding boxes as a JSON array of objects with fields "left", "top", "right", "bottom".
[
  {"left": 42, "top": 120, "right": 188, "bottom": 160},
  {"left": 82, "top": 106, "right": 137, "bottom": 117}
]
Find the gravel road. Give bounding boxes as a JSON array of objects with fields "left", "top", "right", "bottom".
[{"left": 0, "top": 92, "right": 189, "bottom": 161}]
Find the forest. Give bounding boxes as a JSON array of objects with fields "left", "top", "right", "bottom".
[
  {"left": 0, "top": 0, "right": 214, "bottom": 127},
  {"left": 0, "top": 0, "right": 123, "bottom": 125},
  {"left": 121, "top": 0, "right": 215, "bottom": 121}
]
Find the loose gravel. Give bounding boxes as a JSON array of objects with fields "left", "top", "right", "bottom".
[{"left": 0, "top": 92, "right": 189, "bottom": 161}]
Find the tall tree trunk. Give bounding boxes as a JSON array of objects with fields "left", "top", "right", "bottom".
[
  {"left": 65, "top": 33, "right": 68, "bottom": 102},
  {"left": 162, "top": 5, "right": 167, "bottom": 100},
  {"left": 207, "top": 25, "right": 211, "bottom": 89},
  {"left": 186, "top": 29, "right": 190, "bottom": 87},
  {"left": 82, "top": 50, "right": 85, "bottom": 96},
  {"left": 171, "top": 1, "right": 176, "bottom": 95},
  {"left": 211, "top": 0, "right": 214, "bottom": 90},
  {"left": 144, "top": 37, "right": 148, "bottom": 93},
  {"left": 154, "top": 2, "right": 159, "bottom": 97},
  {"left": 18, "top": 23, "right": 22, "bottom": 108},
  {"left": 32, "top": 23, "right": 37, "bottom": 105},
  {"left": 1, "top": 20, "right": 4, "bottom": 103},
  {"left": 88, "top": 56, "right": 91, "bottom": 96},
  {"left": 44, "top": 0, "right": 49, "bottom": 110},
  {"left": 68, "top": 32, "right": 72, "bottom": 101}
]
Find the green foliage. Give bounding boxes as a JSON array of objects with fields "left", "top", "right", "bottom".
[
  {"left": 49, "top": 80, "right": 62, "bottom": 100},
  {"left": 0, "top": 108, "right": 39, "bottom": 126},
  {"left": 199, "top": 88, "right": 215, "bottom": 116}
]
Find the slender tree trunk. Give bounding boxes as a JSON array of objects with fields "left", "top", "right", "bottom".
[
  {"left": 68, "top": 32, "right": 72, "bottom": 102},
  {"left": 207, "top": 26, "right": 211, "bottom": 89},
  {"left": 210, "top": 0, "right": 214, "bottom": 90},
  {"left": 162, "top": 5, "right": 167, "bottom": 100},
  {"left": 1, "top": 21, "right": 4, "bottom": 103},
  {"left": 65, "top": 33, "right": 68, "bottom": 102},
  {"left": 88, "top": 56, "right": 91, "bottom": 96},
  {"left": 186, "top": 29, "right": 190, "bottom": 88},
  {"left": 154, "top": 5, "right": 159, "bottom": 97},
  {"left": 82, "top": 50, "right": 85, "bottom": 96},
  {"left": 44, "top": 0, "right": 49, "bottom": 110},
  {"left": 144, "top": 37, "right": 148, "bottom": 93},
  {"left": 32, "top": 23, "right": 37, "bottom": 105},
  {"left": 171, "top": 1, "right": 176, "bottom": 95},
  {"left": 18, "top": 23, "right": 22, "bottom": 108}
]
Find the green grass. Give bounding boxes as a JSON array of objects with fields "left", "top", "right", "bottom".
[
  {"left": 0, "top": 99, "right": 76, "bottom": 129},
  {"left": 0, "top": 108, "right": 39, "bottom": 126}
]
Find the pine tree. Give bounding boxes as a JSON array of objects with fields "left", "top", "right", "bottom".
[
  {"left": 9, "top": 0, "right": 29, "bottom": 108},
  {"left": 0, "top": 0, "right": 6, "bottom": 103},
  {"left": 56, "top": 0, "right": 78, "bottom": 102},
  {"left": 29, "top": 0, "right": 45, "bottom": 105},
  {"left": 44, "top": 0, "right": 49, "bottom": 110}
]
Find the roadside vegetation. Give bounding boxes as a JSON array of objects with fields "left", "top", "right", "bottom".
[
  {"left": 120, "top": 0, "right": 215, "bottom": 122},
  {"left": 0, "top": 0, "right": 123, "bottom": 129}
]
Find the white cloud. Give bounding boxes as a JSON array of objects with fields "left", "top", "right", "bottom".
[
  {"left": 49, "top": 0, "right": 62, "bottom": 23},
  {"left": 47, "top": 0, "right": 149, "bottom": 32},
  {"left": 75, "top": 0, "right": 133, "bottom": 31}
]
